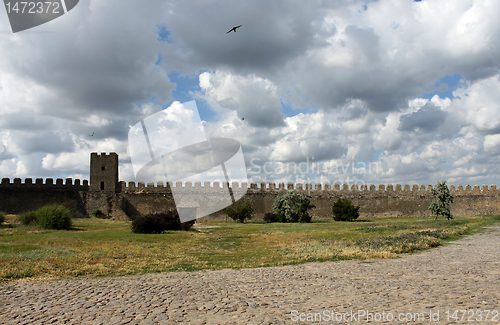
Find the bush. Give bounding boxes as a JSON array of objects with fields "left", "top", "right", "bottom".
[
  {"left": 0, "top": 211, "right": 5, "bottom": 225},
  {"left": 18, "top": 211, "right": 38, "bottom": 225},
  {"left": 272, "top": 190, "right": 315, "bottom": 223},
  {"left": 263, "top": 212, "right": 277, "bottom": 223},
  {"left": 429, "top": 180, "right": 454, "bottom": 220},
  {"left": 222, "top": 200, "right": 253, "bottom": 223},
  {"left": 91, "top": 209, "right": 106, "bottom": 218},
  {"left": 36, "top": 204, "right": 72, "bottom": 230},
  {"left": 131, "top": 210, "right": 194, "bottom": 234},
  {"left": 332, "top": 198, "right": 360, "bottom": 221}
]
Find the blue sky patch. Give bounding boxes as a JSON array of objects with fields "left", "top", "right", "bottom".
[
  {"left": 168, "top": 72, "right": 217, "bottom": 122},
  {"left": 422, "top": 73, "right": 462, "bottom": 99},
  {"left": 157, "top": 24, "right": 172, "bottom": 43}
]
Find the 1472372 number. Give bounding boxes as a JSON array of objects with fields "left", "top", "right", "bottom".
[
  {"left": 445, "top": 310, "right": 499, "bottom": 322},
  {"left": 5, "top": 2, "right": 61, "bottom": 14}
]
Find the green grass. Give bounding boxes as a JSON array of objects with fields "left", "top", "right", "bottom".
[{"left": 0, "top": 215, "right": 498, "bottom": 283}]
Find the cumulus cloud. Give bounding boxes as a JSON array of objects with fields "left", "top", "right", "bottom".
[
  {"left": 399, "top": 102, "right": 447, "bottom": 133},
  {"left": 0, "top": 0, "right": 500, "bottom": 187},
  {"left": 198, "top": 71, "right": 285, "bottom": 128}
]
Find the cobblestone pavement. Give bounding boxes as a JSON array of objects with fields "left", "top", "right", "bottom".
[{"left": 1, "top": 225, "right": 499, "bottom": 325}]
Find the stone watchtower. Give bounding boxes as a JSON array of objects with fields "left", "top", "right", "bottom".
[{"left": 90, "top": 152, "right": 118, "bottom": 192}]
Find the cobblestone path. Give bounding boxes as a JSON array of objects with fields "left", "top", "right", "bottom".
[{"left": 1, "top": 225, "right": 499, "bottom": 324}]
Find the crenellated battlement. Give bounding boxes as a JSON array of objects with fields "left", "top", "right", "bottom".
[
  {"left": 2, "top": 177, "right": 496, "bottom": 194},
  {"left": 112, "top": 180, "right": 499, "bottom": 196},
  {"left": 1, "top": 150, "right": 499, "bottom": 220},
  {"left": 0, "top": 177, "right": 89, "bottom": 190}
]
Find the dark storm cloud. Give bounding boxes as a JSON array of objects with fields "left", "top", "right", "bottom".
[
  {"left": 9, "top": 131, "right": 74, "bottom": 154},
  {"left": 398, "top": 102, "right": 447, "bottom": 132},
  {"left": 344, "top": 25, "right": 380, "bottom": 62},
  {"left": 1, "top": 0, "right": 175, "bottom": 122},
  {"left": 0, "top": 112, "right": 53, "bottom": 131},
  {"left": 162, "top": 0, "right": 341, "bottom": 73}
]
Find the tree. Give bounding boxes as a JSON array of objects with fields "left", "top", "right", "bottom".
[
  {"left": 428, "top": 180, "right": 454, "bottom": 220},
  {"left": 332, "top": 198, "right": 360, "bottom": 221},
  {"left": 272, "top": 190, "right": 315, "bottom": 223},
  {"left": 223, "top": 199, "right": 253, "bottom": 223}
]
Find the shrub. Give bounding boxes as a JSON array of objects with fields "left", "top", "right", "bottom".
[
  {"left": 0, "top": 211, "right": 5, "bottom": 225},
  {"left": 272, "top": 190, "right": 315, "bottom": 223},
  {"left": 18, "top": 211, "right": 38, "bottom": 225},
  {"left": 429, "top": 180, "right": 454, "bottom": 220},
  {"left": 36, "top": 204, "right": 72, "bottom": 230},
  {"left": 222, "top": 200, "right": 253, "bottom": 223},
  {"left": 131, "top": 210, "right": 194, "bottom": 234},
  {"left": 263, "top": 212, "right": 277, "bottom": 223},
  {"left": 91, "top": 209, "right": 106, "bottom": 218},
  {"left": 332, "top": 198, "right": 360, "bottom": 221}
]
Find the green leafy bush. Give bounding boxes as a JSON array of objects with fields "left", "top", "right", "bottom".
[
  {"left": 263, "top": 212, "right": 277, "bottom": 223},
  {"left": 18, "top": 211, "right": 38, "bottom": 225},
  {"left": 223, "top": 200, "right": 253, "bottom": 223},
  {"left": 36, "top": 204, "right": 72, "bottom": 230},
  {"left": 0, "top": 211, "right": 5, "bottom": 225},
  {"left": 429, "top": 180, "right": 454, "bottom": 220},
  {"left": 131, "top": 210, "right": 194, "bottom": 234},
  {"left": 272, "top": 190, "right": 315, "bottom": 223},
  {"left": 332, "top": 198, "right": 360, "bottom": 221},
  {"left": 91, "top": 209, "right": 105, "bottom": 218}
]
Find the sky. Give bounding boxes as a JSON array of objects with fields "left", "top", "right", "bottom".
[{"left": 1, "top": 0, "right": 500, "bottom": 188}]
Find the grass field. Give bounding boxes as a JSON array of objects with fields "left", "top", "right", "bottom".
[{"left": 0, "top": 215, "right": 499, "bottom": 283}]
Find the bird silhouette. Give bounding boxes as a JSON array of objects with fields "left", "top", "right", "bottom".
[
  {"left": 89, "top": 132, "right": 94, "bottom": 136},
  {"left": 227, "top": 25, "right": 242, "bottom": 34}
]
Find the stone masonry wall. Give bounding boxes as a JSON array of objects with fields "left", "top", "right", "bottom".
[
  {"left": 0, "top": 178, "right": 88, "bottom": 218},
  {"left": 108, "top": 181, "right": 500, "bottom": 221},
  {"left": 1, "top": 177, "right": 499, "bottom": 221}
]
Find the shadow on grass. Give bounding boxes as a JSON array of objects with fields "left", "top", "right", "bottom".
[{"left": 68, "top": 227, "right": 86, "bottom": 231}]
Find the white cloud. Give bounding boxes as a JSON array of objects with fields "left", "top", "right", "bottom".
[
  {"left": 198, "top": 71, "right": 285, "bottom": 128},
  {"left": 0, "top": 0, "right": 500, "bottom": 187}
]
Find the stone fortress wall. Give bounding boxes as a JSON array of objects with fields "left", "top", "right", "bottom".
[
  {"left": 0, "top": 152, "right": 499, "bottom": 220},
  {"left": 0, "top": 177, "right": 89, "bottom": 217}
]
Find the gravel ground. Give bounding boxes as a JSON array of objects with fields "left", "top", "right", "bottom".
[{"left": 1, "top": 225, "right": 499, "bottom": 324}]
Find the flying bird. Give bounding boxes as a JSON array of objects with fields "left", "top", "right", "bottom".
[
  {"left": 89, "top": 132, "right": 94, "bottom": 136},
  {"left": 227, "top": 25, "right": 242, "bottom": 34}
]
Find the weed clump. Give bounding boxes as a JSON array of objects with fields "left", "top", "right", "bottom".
[
  {"left": 36, "top": 204, "right": 72, "bottom": 230},
  {"left": 131, "top": 210, "right": 194, "bottom": 234},
  {"left": 18, "top": 211, "right": 38, "bottom": 225},
  {"left": 332, "top": 198, "right": 360, "bottom": 221}
]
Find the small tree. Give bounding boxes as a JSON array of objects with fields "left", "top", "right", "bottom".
[
  {"left": 223, "top": 199, "right": 253, "bottom": 223},
  {"left": 429, "top": 180, "right": 454, "bottom": 220},
  {"left": 332, "top": 198, "right": 360, "bottom": 221},
  {"left": 272, "top": 190, "right": 315, "bottom": 223}
]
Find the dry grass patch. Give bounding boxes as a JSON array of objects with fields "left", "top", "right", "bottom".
[{"left": 0, "top": 215, "right": 497, "bottom": 283}]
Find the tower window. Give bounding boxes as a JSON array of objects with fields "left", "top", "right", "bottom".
[
  {"left": 101, "top": 166, "right": 105, "bottom": 171},
  {"left": 101, "top": 182, "right": 105, "bottom": 190}
]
